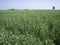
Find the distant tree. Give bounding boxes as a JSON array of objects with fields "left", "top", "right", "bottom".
[
  {"left": 9, "top": 9, "right": 15, "bottom": 10},
  {"left": 52, "top": 6, "right": 55, "bottom": 10}
]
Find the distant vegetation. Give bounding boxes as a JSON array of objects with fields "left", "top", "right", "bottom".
[
  {"left": 24, "top": 9, "right": 30, "bottom": 10},
  {"left": 9, "top": 9, "right": 15, "bottom": 10},
  {"left": 52, "top": 6, "right": 55, "bottom": 10},
  {"left": 0, "top": 10, "right": 60, "bottom": 45}
]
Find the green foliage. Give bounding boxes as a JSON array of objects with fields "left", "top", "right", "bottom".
[{"left": 0, "top": 10, "right": 60, "bottom": 45}]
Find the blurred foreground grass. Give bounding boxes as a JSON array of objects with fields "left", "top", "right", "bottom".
[{"left": 0, "top": 10, "right": 60, "bottom": 45}]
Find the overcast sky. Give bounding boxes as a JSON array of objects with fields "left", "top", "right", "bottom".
[{"left": 0, "top": 0, "right": 60, "bottom": 10}]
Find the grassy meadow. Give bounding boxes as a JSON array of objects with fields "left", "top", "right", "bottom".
[{"left": 0, "top": 10, "right": 60, "bottom": 45}]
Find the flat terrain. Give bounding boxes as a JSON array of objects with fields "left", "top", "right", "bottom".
[{"left": 0, "top": 10, "right": 60, "bottom": 45}]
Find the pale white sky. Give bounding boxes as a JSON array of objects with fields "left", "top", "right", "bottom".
[{"left": 0, "top": 0, "right": 60, "bottom": 10}]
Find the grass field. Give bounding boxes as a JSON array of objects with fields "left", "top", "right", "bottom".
[{"left": 0, "top": 10, "right": 60, "bottom": 45}]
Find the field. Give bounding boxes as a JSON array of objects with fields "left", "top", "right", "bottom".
[{"left": 0, "top": 10, "right": 60, "bottom": 45}]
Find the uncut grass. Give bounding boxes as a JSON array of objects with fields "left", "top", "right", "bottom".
[{"left": 0, "top": 10, "right": 60, "bottom": 45}]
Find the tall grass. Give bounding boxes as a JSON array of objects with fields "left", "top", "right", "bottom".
[{"left": 0, "top": 10, "right": 60, "bottom": 45}]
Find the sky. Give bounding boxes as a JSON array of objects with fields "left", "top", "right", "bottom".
[{"left": 0, "top": 0, "right": 60, "bottom": 10}]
